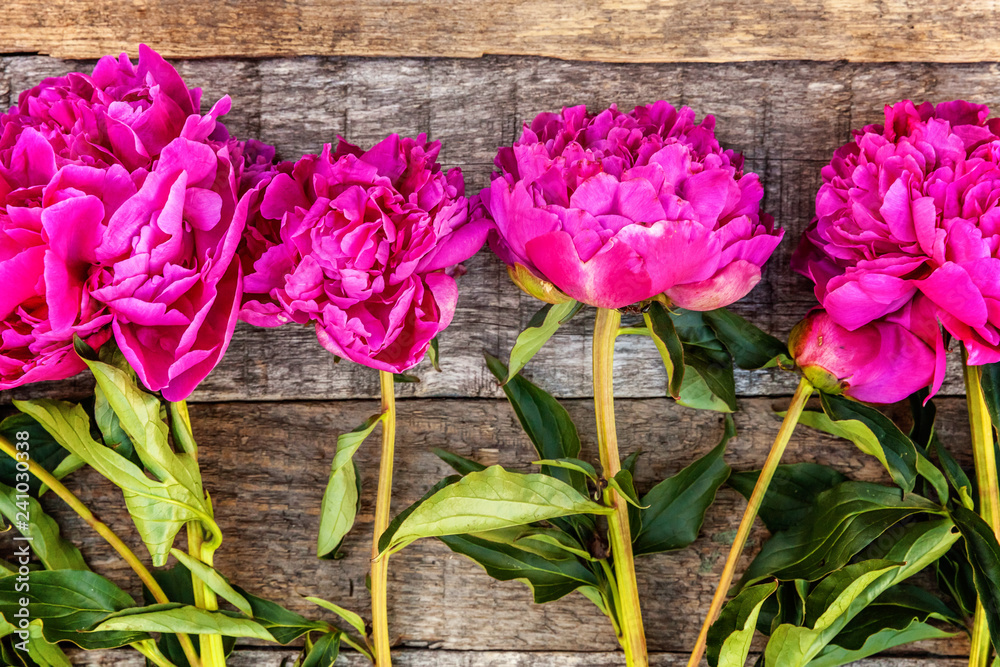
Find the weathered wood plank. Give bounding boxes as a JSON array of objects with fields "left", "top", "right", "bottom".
[
  {"left": 2, "top": 57, "right": 998, "bottom": 402},
  {"left": 65, "top": 647, "right": 973, "bottom": 666},
  {"left": 2, "top": 0, "right": 1000, "bottom": 64},
  {"left": 3, "top": 397, "right": 972, "bottom": 656}
]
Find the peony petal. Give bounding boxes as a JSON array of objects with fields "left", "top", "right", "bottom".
[
  {"left": 916, "top": 261, "right": 989, "bottom": 328},
  {"left": 665, "top": 260, "right": 762, "bottom": 311},
  {"left": 524, "top": 230, "right": 653, "bottom": 309}
]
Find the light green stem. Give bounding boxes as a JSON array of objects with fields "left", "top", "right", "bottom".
[
  {"left": 371, "top": 370, "right": 397, "bottom": 667},
  {"left": 686, "top": 376, "right": 813, "bottom": 667},
  {"left": 594, "top": 308, "right": 647, "bottom": 667},
  {"left": 0, "top": 436, "right": 202, "bottom": 667},
  {"left": 172, "top": 401, "right": 226, "bottom": 667},
  {"left": 963, "top": 350, "right": 999, "bottom": 667}
]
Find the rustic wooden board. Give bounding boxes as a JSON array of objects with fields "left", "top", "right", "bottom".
[
  {"left": 4, "top": 397, "right": 973, "bottom": 659},
  {"left": 66, "top": 647, "right": 973, "bottom": 666},
  {"left": 1, "top": 0, "right": 1000, "bottom": 63},
  {"left": 2, "top": 57, "right": 997, "bottom": 403}
]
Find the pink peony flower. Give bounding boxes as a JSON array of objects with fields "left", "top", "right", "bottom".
[
  {"left": 0, "top": 47, "right": 265, "bottom": 399},
  {"left": 793, "top": 100, "right": 1000, "bottom": 394},
  {"left": 239, "top": 134, "right": 488, "bottom": 373},
  {"left": 0, "top": 129, "right": 115, "bottom": 387},
  {"left": 789, "top": 309, "right": 937, "bottom": 404},
  {"left": 475, "top": 102, "right": 783, "bottom": 310},
  {"left": 90, "top": 131, "right": 249, "bottom": 402},
  {"left": 2, "top": 44, "right": 210, "bottom": 172}
]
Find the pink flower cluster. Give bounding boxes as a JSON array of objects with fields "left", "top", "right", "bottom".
[
  {"left": 794, "top": 100, "right": 1000, "bottom": 399},
  {"left": 0, "top": 45, "right": 265, "bottom": 400},
  {"left": 239, "top": 135, "right": 486, "bottom": 373},
  {"left": 476, "top": 102, "right": 783, "bottom": 310}
]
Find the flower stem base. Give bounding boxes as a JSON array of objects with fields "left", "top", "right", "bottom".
[
  {"left": 371, "top": 370, "right": 397, "bottom": 667},
  {"left": 686, "top": 376, "right": 813, "bottom": 667},
  {"left": 593, "top": 308, "right": 647, "bottom": 667}
]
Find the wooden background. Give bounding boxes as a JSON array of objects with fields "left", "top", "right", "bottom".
[{"left": 0, "top": 2, "right": 994, "bottom": 665}]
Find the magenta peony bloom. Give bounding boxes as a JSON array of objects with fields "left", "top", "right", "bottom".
[
  {"left": 794, "top": 100, "right": 1000, "bottom": 393},
  {"left": 90, "top": 131, "right": 249, "bottom": 402},
  {"left": 239, "top": 134, "right": 488, "bottom": 373},
  {"left": 0, "top": 47, "right": 264, "bottom": 399},
  {"left": 2, "top": 44, "right": 207, "bottom": 171},
  {"left": 0, "top": 129, "right": 115, "bottom": 387},
  {"left": 789, "top": 309, "right": 937, "bottom": 404},
  {"left": 475, "top": 103, "right": 783, "bottom": 310}
]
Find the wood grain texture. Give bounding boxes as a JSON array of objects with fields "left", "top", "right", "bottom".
[
  {"left": 2, "top": 0, "right": 1000, "bottom": 63},
  {"left": 2, "top": 56, "right": 998, "bottom": 403},
  {"left": 64, "top": 647, "right": 973, "bottom": 666},
  {"left": 3, "top": 397, "right": 973, "bottom": 659}
]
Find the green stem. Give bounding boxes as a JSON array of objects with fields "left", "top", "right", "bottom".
[
  {"left": 132, "top": 639, "right": 180, "bottom": 667},
  {"left": 598, "top": 558, "right": 623, "bottom": 638},
  {"left": 371, "top": 370, "right": 397, "bottom": 667},
  {"left": 686, "top": 376, "right": 813, "bottom": 667},
  {"left": 593, "top": 308, "right": 647, "bottom": 667},
  {"left": 0, "top": 436, "right": 202, "bottom": 667},
  {"left": 172, "top": 401, "right": 226, "bottom": 667},
  {"left": 963, "top": 349, "right": 999, "bottom": 667},
  {"left": 617, "top": 327, "right": 650, "bottom": 337}
]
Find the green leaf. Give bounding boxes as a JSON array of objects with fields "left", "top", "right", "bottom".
[
  {"left": 378, "top": 475, "right": 462, "bottom": 554},
  {"left": 506, "top": 300, "right": 583, "bottom": 382},
  {"left": 703, "top": 307, "right": 790, "bottom": 370},
  {"left": 40, "top": 454, "right": 86, "bottom": 497},
  {"left": 93, "top": 381, "right": 137, "bottom": 461},
  {"left": 707, "top": 581, "right": 777, "bottom": 667},
  {"left": 825, "top": 584, "right": 960, "bottom": 651},
  {"left": 485, "top": 353, "right": 584, "bottom": 491},
  {"left": 232, "top": 588, "right": 327, "bottom": 645},
  {"left": 681, "top": 355, "right": 737, "bottom": 413},
  {"left": 764, "top": 561, "right": 902, "bottom": 667},
  {"left": 317, "top": 413, "right": 385, "bottom": 558},
  {"left": 144, "top": 564, "right": 203, "bottom": 666},
  {"left": 510, "top": 527, "right": 597, "bottom": 561},
  {"left": 763, "top": 519, "right": 959, "bottom": 666},
  {"left": 741, "top": 482, "right": 945, "bottom": 585},
  {"left": 432, "top": 448, "right": 486, "bottom": 475},
  {"left": 169, "top": 549, "right": 252, "bottom": 616},
  {"left": 533, "top": 458, "right": 598, "bottom": 483},
  {"left": 951, "top": 504, "right": 1000, "bottom": 651},
  {"left": 304, "top": 596, "right": 366, "bottom": 636},
  {"left": 81, "top": 356, "right": 203, "bottom": 501},
  {"left": 94, "top": 604, "right": 274, "bottom": 641},
  {"left": 428, "top": 336, "right": 441, "bottom": 372},
  {"left": 672, "top": 310, "right": 737, "bottom": 412},
  {"left": 633, "top": 417, "right": 733, "bottom": 556},
  {"left": 130, "top": 638, "right": 182, "bottom": 667},
  {"left": 729, "top": 463, "right": 847, "bottom": 533},
  {"left": 914, "top": 450, "right": 949, "bottom": 506},
  {"left": 936, "top": 542, "right": 978, "bottom": 617},
  {"left": 0, "top": 413, "right": 70, "bottom": 496},
  {"left": 393, "top": 373, "right": 420, "bottom": 383},
  {"left": 379, "top": 465, "right": 612, "bottom": 555},
  {"left": 676, "top": 366, "right": 734, "bottom": 412},
  {"left": 14, "top": 399, "right": 208, "bottom": 567},
  {"left": 0, "top": 481, "right": 87, "bottom": 571},
  {"left": 807, "top": 620, "right": 954, "bottom": 667},
  {"left": 25, "top": 621, "right": 72, "bottom": 667},
  {"left": 301, "top": 631, "right": 341, "bottom": 667},
  {"left": 439, "top": 531, "right": 600, "bottom": 604},
  {"left": 644, "top": 301, "right": 685, "bottom": 398},
  {"left": 931, "top": 440, "right": 974, "bottom": 509},
  {"left": 816, "top": 394, "right": 918, "bottom": 493},
  {"left": 0, "top": 570, "right": 147, "bottom": 649},
  {"left": 608, "top": 469, "right": 645, "bottom": 508}
]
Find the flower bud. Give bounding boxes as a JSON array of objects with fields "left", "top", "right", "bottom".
[{"left": 789, "top": 309, "right": 936, "bottom": 404}]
